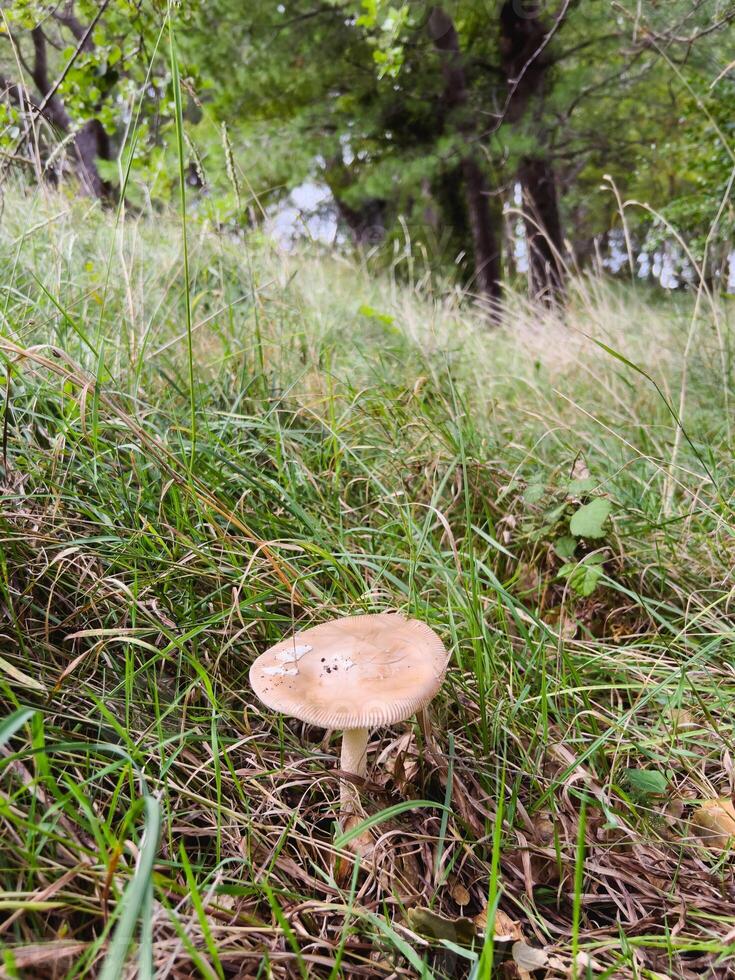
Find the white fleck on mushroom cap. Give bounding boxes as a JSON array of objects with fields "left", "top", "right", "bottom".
[{"left": 249, "top": 613, "right": 449, "bottom": 729}]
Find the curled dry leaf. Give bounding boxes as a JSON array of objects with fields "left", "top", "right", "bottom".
[
  {"left": 334, "top": 814, "right": 376, "bottom": 887},
  {"left": 661, "top": 798, "right": 685, "bottom": 840},
  {"left": 667, "top": 707, "right": 698, "bottom": 732},
  {"left": 497, "top": 513, "right": 517, "bottom": 546},
  {"left": 474, "top": 906, "right": 524, "bottom": 943},
  {"left": 574, "top": 950, "right": 605, "bottom": 973},
  {"left": 376, "top": 730, "right": 417, "bottom": 792},
  {"left": 406, "top": 907, "right": 477, "bottom": 946},
  {"left": 407, "top": 904, "right": 524, "bottom": 948},
  {"left": 533, "top": 812, "right": 555, "bottom": 844},
  {"left": 690, "top": 798, "right": 735, "bottom": 851},
  {"left": 512, "top": 940, "right": 549, "bottom": 972}
]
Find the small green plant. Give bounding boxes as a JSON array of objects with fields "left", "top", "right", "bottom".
[
  {"left": 569, "top": 497, "right": 613, "bottom": 539},
  {"left": 522, "top": 469, "right": 615, "bottom": 597},
  {"left": 358, "top": 303, "right": 396, "bottom": 326},
  {"left": 623, "top": 768, "right": 669, "bottom": 800},
  {"left": 558, "top": 552, "right": 606, "bottom": 597}
]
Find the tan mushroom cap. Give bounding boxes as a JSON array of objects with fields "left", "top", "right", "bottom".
[{"left": 249, "top": 613, "right": 448, "bottom": 729}]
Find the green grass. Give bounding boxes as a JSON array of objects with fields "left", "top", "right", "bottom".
[{"left": 1, "top": 186, "right": 735, "bottom": 978}]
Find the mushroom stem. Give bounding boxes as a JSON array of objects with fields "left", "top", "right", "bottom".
[{"left": 340, "top": 727, "right": 370, "bottom": 815}]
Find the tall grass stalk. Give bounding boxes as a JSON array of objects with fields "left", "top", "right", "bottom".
[{"left": 168, "top": 15, "right": 196, "bottom": 467}]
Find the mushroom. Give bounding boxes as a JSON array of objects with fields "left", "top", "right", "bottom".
[{"left": 249, "top": 613, "right": 448, "bottom": 818}]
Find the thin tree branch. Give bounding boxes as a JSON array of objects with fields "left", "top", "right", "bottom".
[
  {"left": 35, "top": 0, "right": 110, "bottom": 119},
  {"left": 53, "top": 1, "right": 95, "bottom": 51},
  {"left": 553, "top": 32, "right": 621, "bottom": 65},
  {"left": 493, "top": 0, "right": 575, "bottom": 126}
]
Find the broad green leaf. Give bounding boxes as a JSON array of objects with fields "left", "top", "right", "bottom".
[
  {"left": 567, "top": 477, "right": 598, "bottom": 496},
  {"left": 523, "top": 482, "right": 545, "bottom": 504},
  {"left": 624, "top": 769, "right": 668, "bottom": 796},
  {"left": 569, "top": 498, "right": 612, "bottom": 538},
  {"left": 558, "top": 554, "right": 605, "bottom": 596},
  {"left": 554, "top": 535, "right": 577, "bottom": 560}
]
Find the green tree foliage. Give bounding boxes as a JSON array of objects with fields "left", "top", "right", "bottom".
[
  {"left": 186, "top": 0, "right": 735, "bottom": 291},
  {"left": 1, "top": 0, "right": 733, "bottom": 295}
]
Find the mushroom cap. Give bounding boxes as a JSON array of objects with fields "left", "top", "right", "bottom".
[{"left": 249, "top": 613, "right": 448, "bottom": 729}]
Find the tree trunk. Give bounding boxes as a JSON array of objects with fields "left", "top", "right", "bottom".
[
  {"left": 432, "top": 163, "right": 471, "bottom": 276},
  {"left": 323, "top": 159, "right": 386, "bottom": 247},
  {"left": 460, "top": 156, "right": 502, "bottom": 307},
  {"left": 429, "top": 7, "right": 502, "bottom": 314},
  {"left": 499, "top": 1, "right": 554, "bottom": 124},
  {"left": 499, "top": 1, "right": 566, "bottom": 304},
  {"left": 332, "top": 196, "right": 386, "bottom": 247},
  {"left": 31, "top": 27, "right": 110, "bottom": 199},
  {"left": 518, "top": 155, "right": 565, "bottom": 304}
]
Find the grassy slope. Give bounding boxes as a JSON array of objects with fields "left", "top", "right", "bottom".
[{"left": 0, "top": 188, "right": 734, "bottom": 978}]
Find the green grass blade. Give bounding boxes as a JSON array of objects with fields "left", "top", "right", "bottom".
[
  {"left": 98, "top": 795, "right": 161, "bottom": 980},
  {"left": 333, "top": 800, "right": 450, "bottom": 849},
  {"left": 0, "top": 707, "right": 36, "bottom": 748}
]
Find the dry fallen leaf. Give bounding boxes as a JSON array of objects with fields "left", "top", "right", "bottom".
[
  {"left": 407, "top": 907, "right": 477, "bottom": 946},
  {"left": 5, "top": 941, "right": 88, "bottom": 971},
  {"left": 516, "top": 562, "right": 541, "bottom": 595},
  {"left": 574, "top": 950, "right": 606, "bottom": 973},
  {"left": 497, "top": 513, "right": 517, "bottom": 546},
  {"left": 474, "top": 906, "right": 524, "bottom": 942},
  {"left": 667, "top": 707, "right": 698, "bottom": 733},
  {"left": 377, "top": 845, "right": 422, "bottom": 904},
  {"left": 377, "top": 731, "right": 417, "bottom": 792},
  {"left": 544, "top": 606, "right": 578, "bottom": 640},
  {"left": 512, "top": 940, "right": 549, "bottom": 972},
  {"left": 661, "top": 797, "right": 685, "bottom": 840},
  {"left": 408, "top": 903, "right": 524, "bottom": 949},
  {"left": 0, "top": 652, "right": 47, "bottom": 692},
  {"left": 532, "top": 812, "right": 555, "bottom": 844},
  {"left": 333, "top": 815, "right": 376, "bottom": 886},
  {"left": 690, "top": 798, "right": 735, "bottom": 850}
]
